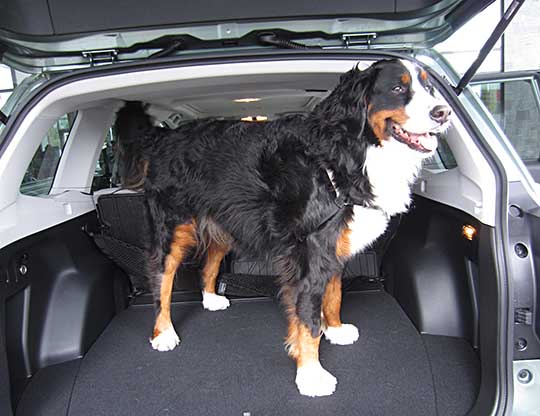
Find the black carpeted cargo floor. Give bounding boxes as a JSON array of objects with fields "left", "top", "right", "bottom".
[{"left": 17, "top": 292, "right": 480, "bottom": 416}]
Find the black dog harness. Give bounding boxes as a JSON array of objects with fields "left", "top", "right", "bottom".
[{"left": 295, "top": 170, "right": 353, "bottom": 242}]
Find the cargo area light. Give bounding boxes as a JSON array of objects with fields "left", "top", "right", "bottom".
[
  {"left": 241, "top": 115, "right": 268, "bottom": 122},
  {"left": 234, "top": 98, "right": 261, "bottom": 103}
]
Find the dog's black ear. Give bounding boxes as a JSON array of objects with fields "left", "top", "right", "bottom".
[
  {"left": 312, "top": 62, "right": 379, "bottom": 122},
  {"left": 351, "top": 62, "right": 381, "bottom": 115}
]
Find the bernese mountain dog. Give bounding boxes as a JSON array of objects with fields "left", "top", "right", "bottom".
[{"left": 114, "top": 58, "right": 451, "bottom": 397}]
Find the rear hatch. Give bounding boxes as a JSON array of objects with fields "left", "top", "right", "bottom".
[{"left": 0, "top": 0, "right": 493, "bottom": 73}]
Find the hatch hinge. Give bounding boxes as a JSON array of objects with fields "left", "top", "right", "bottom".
[
  {"left": 81, "top": 49, "right": 119, "bottom": 66},
  {"left": 342, "top": 32, "right": 377, "bottom": 49}
]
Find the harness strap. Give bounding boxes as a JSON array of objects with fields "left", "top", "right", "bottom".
[
  {"left": 295, "top": 169, "right": 352, "bottom": 242},
  {"left": 295, "top": 169, "right": 391, "bottom": 242}
]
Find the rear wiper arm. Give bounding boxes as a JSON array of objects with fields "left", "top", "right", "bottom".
[{"left": 454, "top": 0, "right": 526, "bottom": 95}]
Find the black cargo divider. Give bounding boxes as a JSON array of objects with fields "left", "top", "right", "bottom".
[
  {"left": 95, "top": 191, "right": 151, "bottom": 251},
  {"left": 92, "top": 234, "right": 148, "bottom": 292},
  {"left": 93, "top": 190, "right": 390, "bottom": 298},
  {"left": 92, "top": 191, "right": 151, "bottom": 293}
]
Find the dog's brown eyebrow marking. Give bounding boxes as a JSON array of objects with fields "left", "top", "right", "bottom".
[
  {"left": 400, "top": 73, "right": 411, "bottom": 84},
  {"left": 420, "top": 70, "right": 428, "bottom": 81}
]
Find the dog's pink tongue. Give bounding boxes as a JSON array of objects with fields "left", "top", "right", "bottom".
[{"left": 410, "top": 133, "right": 438, "bottom": 151}]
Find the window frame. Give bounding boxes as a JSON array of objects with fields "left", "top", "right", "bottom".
[
  {"left": 471, "top": 70, "right": 540, "bottom": 174},
  {"left": 471, "top": 70, "right": 540, "bottom": 112},
  {"left": 19, "top": 112, "right": 78, "bottom": 196}
]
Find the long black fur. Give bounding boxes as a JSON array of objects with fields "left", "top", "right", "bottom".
[{"left": 114, "top": 60, "right": 394, "bottom": 336}]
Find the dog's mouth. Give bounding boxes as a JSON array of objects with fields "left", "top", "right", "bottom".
[{"left": 388, "top": 121, "right": 438, "bottom": 153}]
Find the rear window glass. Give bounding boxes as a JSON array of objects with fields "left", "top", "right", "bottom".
[
  {"left": 422, "top": 133, "right": 458, "bottom": 171},
  {"left": 0, "top": 65, "right": 13, "bottom": 90},
  {"left": 20, "top": 112, "right": 77, "bottom": 196},
  {"left": 0, "top": 64, "right": 14, "bottom": 110},
  {"left": 472, "top": 79, "right": 540, "bottom": 163}
]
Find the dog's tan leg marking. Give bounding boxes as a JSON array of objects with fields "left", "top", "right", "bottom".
[
  {"left": 201, "top": 242, "right": 231, "bottom": 311},
  {"left": 336, "top": 227, "right": 352, "bottom": 259},
  {"left": 323, "top": 275, "right": 343, "bottom": 328},
  {"left": 283, "top": 288, "right": 337, "bottom": 397},
  {"left": 324, "top": 227, "right": 351, "bottom": 328},
  {"left": 323, "top": 228, "right": 359, "bottom": 346},
  {"left": 151, "top": 221, "right": 196, "bottom": 351}
]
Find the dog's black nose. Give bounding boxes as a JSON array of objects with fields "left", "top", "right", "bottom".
[{"left": 430, "top": 105, "right": 451, "bottom": 124}]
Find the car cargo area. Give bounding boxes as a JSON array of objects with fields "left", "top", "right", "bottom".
[
  {"left": 16, "top": 291, "right": 479, "bottom": 416},
  {"left": 0, "top": 58, "right": 504, "bottom": 415},
  {"left": 3, "top": 194, "right": 488, "bottom": 416}
]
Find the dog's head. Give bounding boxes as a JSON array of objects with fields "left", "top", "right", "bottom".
[{"left": 339, "top": 59, "right": 451, "bottom": 156}]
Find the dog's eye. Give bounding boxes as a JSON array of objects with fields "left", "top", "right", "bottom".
[
  {"left": 392, "top": 85, "right": 405, "bottom": 94},
  {"left": 424, "top": 84, "right": 433, "bottom": 93}
]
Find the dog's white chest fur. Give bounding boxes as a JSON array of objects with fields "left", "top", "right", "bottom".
[{"left": 346, "top": 140, "right": 425, "bottom": 255}]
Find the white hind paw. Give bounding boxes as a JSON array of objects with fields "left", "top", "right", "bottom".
[
  {"left": 202, "top": 291, "right": 230, "bottom": 311},
  {"left": 295, "top": 362, "right": 337, "bottom": 397},
  {"left": 150, "top": 326, "right": 180, "bottom": 352},
  {"left": 324, "top": 323, "right": 359, "bottom": 345}
]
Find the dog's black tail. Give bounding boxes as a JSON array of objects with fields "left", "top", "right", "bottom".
[{"left": 114, "top": 101, "right": 153, "bottom": 188}]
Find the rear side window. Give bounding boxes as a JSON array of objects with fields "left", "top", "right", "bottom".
[
  {"left": 0, "top": 64, "right": 14, "bottom": 109},
  {"left": 20, "top": 112, "right": 77, "bottom": 196},
  {"left": 422, "top": 133, "right": 458, "bottom": 172},
  {"left": 92, "top": 126, "right": 120, "bottom": 192},
  {"left": 472, "top": 79, "right": 540, "bottom": 163}
]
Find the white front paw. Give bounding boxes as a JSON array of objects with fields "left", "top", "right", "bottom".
[
  {"left": 324, "top": 323, "right": 359, "bottom": 345},
  {"left": 150, "top": 326, "right": 180, "bottom": 352},
  {"left": 295, "top": 362, "right": 337, "bottom": 397},
  {"left": 202, "top": 291, "right": 230, "bottom": 311}
]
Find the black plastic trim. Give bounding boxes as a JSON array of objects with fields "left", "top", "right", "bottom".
[
  {"left": 385, "top": 196, "right": 481, "bottom": 344},
  {"left": 505, "top": 182, "right": 540, "bottom": 360},
  {"left": 0, "top": 212, "right": 126, "bottom": 410}
]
